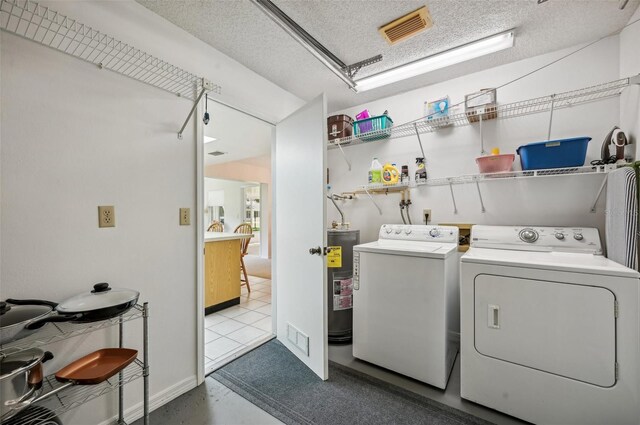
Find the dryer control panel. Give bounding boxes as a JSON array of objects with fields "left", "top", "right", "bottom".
[
  {"left": 471, "top": 225, "right": 602, "bottom": 254},
  {"left": 378, "top": 224, "right": 459, "bottom": 243}
]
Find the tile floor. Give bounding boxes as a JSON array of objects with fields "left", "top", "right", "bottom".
[{"left": 204, "top": 276, "right": 273, "bottom": 373}]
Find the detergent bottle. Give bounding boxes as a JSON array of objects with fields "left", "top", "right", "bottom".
[
  {"left": 382, "top": 163, "right": 399, "bottom": 185},
  {"left": 369, "top": 158, "right": 382, "bottom": 184},
  {"left": 415, "top": 157, "right": 427, "bottom": 184}
]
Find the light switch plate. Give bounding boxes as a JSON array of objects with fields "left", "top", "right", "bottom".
[
  {"left": 98, "top": 206, "right": 115, "bottom": 228},
  {"left": 180, "top": 208, "right": 191, "bottom": 225}
]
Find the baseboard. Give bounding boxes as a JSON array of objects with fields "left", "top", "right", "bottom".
[{"left": 98, "top": 375, "right": 198, "bottom": 425}]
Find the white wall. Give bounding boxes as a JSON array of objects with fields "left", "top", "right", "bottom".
[
  {"left": 204, "top": 178, "right": 247, "bottom": 232},
  {"left": 206, "top": 156, "right": 273, "bottom": 258},
  {"left": 0, "top": 1, "right": 301, "bottom": 424},
  {"left": 620, "top": 8, "right": 640, "bottom": 158},
  {"left": 328, "top": 37, "right": 621, "bottom": 244}
]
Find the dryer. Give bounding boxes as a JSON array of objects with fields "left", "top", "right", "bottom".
[
  {"left": 461, "top": 225, "right": 640, "bottom": 424},
  {"left": 353, "top": 224, "right": 459, "bottom": 389}
]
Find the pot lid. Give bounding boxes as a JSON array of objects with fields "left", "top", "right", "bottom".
[
  {"left": 0, "top": 348, "right": 45, "bottom": 380},
  {"left": 56, "top": 283, "right": 139, "bottom": 314},
  {"left": 0, "top": 302, "right": 52, "bottom": 329}
]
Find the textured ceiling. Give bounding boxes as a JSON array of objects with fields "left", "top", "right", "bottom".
[{"left": 137, "top": 0, "right": 639, "bottom": 112}]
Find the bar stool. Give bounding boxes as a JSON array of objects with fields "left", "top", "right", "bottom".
[
  {"left": 207, "top": 220, "right": 224, "bottom": 232},
  {"left": 234, "top": 223, "right": 253, "bottom": 292}
]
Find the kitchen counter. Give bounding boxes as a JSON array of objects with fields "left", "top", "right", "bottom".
[
  {"left": 203, "top": 232, "right": 253, "bottom": 314},
  {"left": 205, "top": 232, "right": 253, "bottom": 242}
]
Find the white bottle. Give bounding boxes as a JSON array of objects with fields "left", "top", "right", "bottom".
[{"left": 369, "top": 158, "right": 382, "bottom": 184}]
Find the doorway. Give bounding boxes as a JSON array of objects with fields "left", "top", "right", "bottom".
[
  {"left": 197, "top": 94, "right": 329, "bottom": 382},
  {"left": 200, "top": 100, "right": 275, "bottom": 375}
]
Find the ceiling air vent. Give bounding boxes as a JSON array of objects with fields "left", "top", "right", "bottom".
[
  {"left": 208, "top": 151, "right": 226, "bottom": 156},
  {"left": 379, "top": 6, "right": 433, "bottom": 45}
]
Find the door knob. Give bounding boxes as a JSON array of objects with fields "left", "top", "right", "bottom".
[
  {"left": 309, "top": 247, "right": 332, "bottom": 256},
  {"left": 309, "top": 246, "right": 322, "bottom": 255}
]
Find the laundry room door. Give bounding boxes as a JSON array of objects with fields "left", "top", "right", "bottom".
[{"left": 274, "top": 93, "right": 328, "bottom": 380}]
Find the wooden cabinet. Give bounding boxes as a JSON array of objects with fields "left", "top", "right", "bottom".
[{"left": 204, "top": 239, "right": 241, "bottom": 314}]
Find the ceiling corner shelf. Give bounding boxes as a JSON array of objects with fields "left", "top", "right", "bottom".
[
  {"left": 0, "top": 0, "right": 208, "bottom": 100},
  {"left": 0, "top": 0, "right": 221, "bottom": 140}
]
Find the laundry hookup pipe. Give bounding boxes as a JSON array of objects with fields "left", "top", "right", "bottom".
[
  {"left": 406, "top": 190, "right": 412, "bottom": 225},
  {"left": 328, "top": 194, "right": 346, "bottom": 227}
]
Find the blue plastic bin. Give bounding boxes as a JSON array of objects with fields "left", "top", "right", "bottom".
[
  {"left": 353, "top": 115, "right": 393, "bottom": 142},
  {"left": 516, "top": 137, "right": 591, "bottom": 170}
]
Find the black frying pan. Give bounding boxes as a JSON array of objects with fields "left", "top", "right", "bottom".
[{"left": 7, "top": 283, "right": 139, "bottom": 330}]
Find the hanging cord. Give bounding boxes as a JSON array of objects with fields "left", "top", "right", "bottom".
[
  {"left": 203, "top": 94, "right": 210, "bottom": 125},
  {"left": 401, "top": 16, "right": 640, "bottom": 126}
]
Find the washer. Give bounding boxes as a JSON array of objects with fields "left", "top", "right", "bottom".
[
  {"left": 352, "top": 224, "right": 459, "bottom": 389},
  {"left": 461, "top": 225, "right": 640, "bottom": 424}
]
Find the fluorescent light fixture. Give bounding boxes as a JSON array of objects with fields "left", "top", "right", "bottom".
[
  {"left": 204, "top": 136, "right": 217, "bottom": 143},
  {"left": 354, "top": 30, "right": 515, "bottom": 92}
]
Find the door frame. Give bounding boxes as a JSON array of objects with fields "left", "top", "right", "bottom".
[
  {"left": 196, "top": 101, "right": 278, "bottom": 383},
  {"left": 196, "top": 101, "right": 205, "bottom": 385}
]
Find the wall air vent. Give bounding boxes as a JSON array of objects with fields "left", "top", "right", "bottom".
[
  {"left": 379, "top": 6, "right": 433, "bottom": 45},
  {"left": 208, "top": 151, "right": 226, "bottom": 156}
]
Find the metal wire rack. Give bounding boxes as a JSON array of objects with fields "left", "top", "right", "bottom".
[
  {"left": 328, "top": 77, "right": 635, "bottom": 149},
  {"left": 339, "top": 165, "right": 616, "bottom": 215},
  {"left": 424, "top": 164, "right": 615, "bottom": 186},
  {"left": 0, "top": 305, "right": 144, "bottom": 356},
  {"left": 4, "top": 360, "right": 144, "bottom": 425},
  {"left": 0, "top": 0, "right": 208, "bottom": 100},
  {"left": 356, "top": 181, "right": 413, "bottom": 193}
]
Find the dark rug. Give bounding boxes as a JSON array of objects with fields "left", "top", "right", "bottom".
[{"left": 211, "top": 339, "right": 492, "bottom": 425}]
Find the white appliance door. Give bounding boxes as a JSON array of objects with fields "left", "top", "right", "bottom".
[
  {"left": 353, "top": 251, "right": 451, "bottom": 388},
  {"left": 474, "top": 274, "right": 616, "bottom": 387},
  {"left": 274, "top": 94, "right": 328, "bottom": 380}
]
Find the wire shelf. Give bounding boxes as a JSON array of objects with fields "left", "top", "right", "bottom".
[
  {"left": 359, "top": 181, "right": 413, "bottom": 192},
  {"left": 0, "top": 0, "right": 206, "bottom": 100},
  {"left": 423, "top": 164, "right": 615, "bottom": 186},
  {"left": 328, "top": 77, "right": 633, "bottom": 149},
  {"left": 0, "top": 305, "right": 144, "bottom": 356},
  {"left": 3, "top": 360, "right": 144, "bottom": 425}
]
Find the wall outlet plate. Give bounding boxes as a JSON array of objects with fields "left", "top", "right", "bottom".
[
  {"left": 98, "top": 206, "right": 115, "bottom": 228},
  {"left": 180, "top": 208, "right": 191, "bottom": 226},
  {"left": 423, "top": 209, "right": 432, "bottom": 224}
]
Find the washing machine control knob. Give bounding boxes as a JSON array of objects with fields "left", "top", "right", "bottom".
[
  {"left": 555, "top": 232, "right": 565, "bottom": 240},
  {"left": 574, "top": 233, "right": 584, "bottom": 241},
  {"left": 429, "top": 228, "right": 440, "bottom": 237},
  {"left": 385, "top": 226, "right": 392, "bottom": 234},
  {"left": 395, "top": 227, "right": 402, "bottom": 234},
  {"left": 404, "top": 228, "right": 412, "bottom": 235},
  {"left": 519, "top": 228, "right": 539, "bottom": 243}
]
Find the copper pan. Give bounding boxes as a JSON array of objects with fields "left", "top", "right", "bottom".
[{"left": 55, "top": 348, "right": 138, "bottom": 385}]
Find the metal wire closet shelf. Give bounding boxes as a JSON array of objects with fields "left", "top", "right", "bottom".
[
  {"left": 0, "top": 0, "right": 216, "bottom": 101},
  {"left": 0, "top": 304, "right": 144, "bottom": 356},
  {"left": 328, "top": 76, "right": 640, "bottom": 149}
]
